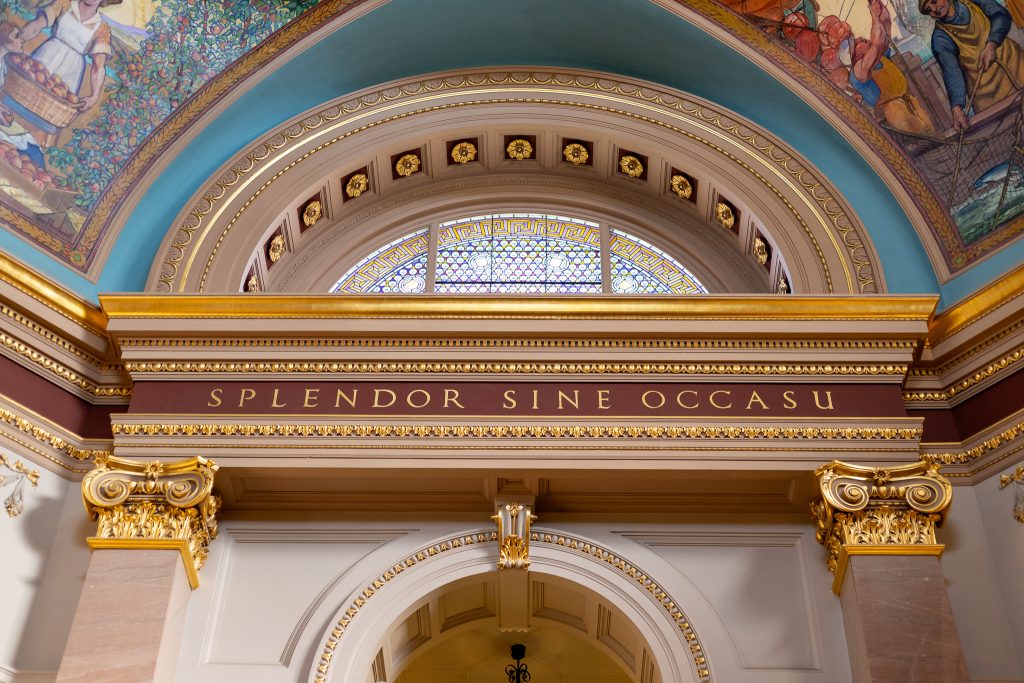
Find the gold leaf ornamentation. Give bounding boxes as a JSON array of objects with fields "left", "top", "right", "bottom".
[
  {"left": 506, "top": 138, "right": 533, "bottom": 160},
  {"left": 492, "top": 502, "right": 536, "bottom": 570},
  {"left": 753, "top": 236, "right": 769, "bottom": 266},
  {"left": 450, "top": 141, "right": 477, "bottom": 164},
  {"left": 267, "top": 234, "right": 286, "bottom": 263},
  {"left": 777, "top": 276, "right": 790, "bottom": 294},
  {"left": 82, "top": 455, "right": 219, "bottom": 586},
  {"left": 246, "top": 274, "right": 261, "bottom": 293},
  {"left": 345, "top": 173, "right": 369, "bottom": 198},
  {"left": 619, "top": 154, "right": 644, "bottom": 177},
  {"left": 714, "top": 202, "right": 735, "bottom": 229},
  {"left": 811, "top": 459, "right": 952, "bottom": 591},
  {"left": 999, "top": 465, "right": 1024, "bottom": 522},
  {"left": 395, "top": 153, "right": 421, "bottom": 177},
  {"left": 670, "top": 174, "right": 692, "bottom": 199},
  {"left": 563, "top": 142, "right": 588, "bottom": 165},
  {"left": 302, "top": 200, "right": 323, "bottom": 227}
]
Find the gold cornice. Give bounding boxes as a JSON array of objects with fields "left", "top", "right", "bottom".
[
  {"left": 927, "top": 264, "right": 1024, "bottom": 347},
  {"left": 101, "top": 294, "right": 938, "bottom": 321},
  {"left": 927, "top": 419, "right": 1024, "bottom": 465},
  {"left": 903, "top": 346, "right": 1024, "bottom": 402},
  {"left": 0, "top": 252, "right": 107, "bottom": 335},
  {"left": 0, "top": 405, "right": 110, "bottom": 462},
  {"left": 0, "top": 332, "right": 129, "bottom": 398}
]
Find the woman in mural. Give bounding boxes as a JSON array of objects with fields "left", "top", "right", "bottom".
[
  {"left": 919, "top": 0, "right": 1024, "bottom": 130},
  {"left": 19, "top": 0, "right": 121, "bottom": 114}
]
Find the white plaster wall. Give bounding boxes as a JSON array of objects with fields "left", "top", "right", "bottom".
[
  {"left": 0, "top": 453, "right": 89, "bottom": 683},
  {"left": 942, "top": 483, "right": 1024, "bottom": 682},
  {"left": 174, "top": 519, "right": 854, "bottom": 683}
]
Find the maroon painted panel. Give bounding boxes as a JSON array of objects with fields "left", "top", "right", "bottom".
[{"left": 130, "top": 381, "right": 907, "bottom": 418}]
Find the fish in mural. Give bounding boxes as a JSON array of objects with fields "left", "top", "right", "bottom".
[{"left": 724, "top": 0, "right": 1024, "bottom": 250}]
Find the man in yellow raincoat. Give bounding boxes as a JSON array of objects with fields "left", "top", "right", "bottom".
[{"left": 920, "top": 0, "right": 1024, "bottom": 131}]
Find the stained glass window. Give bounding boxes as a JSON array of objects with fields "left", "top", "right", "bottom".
[{"left": 331, "top": 215, "right": 707, "bottom": 294}]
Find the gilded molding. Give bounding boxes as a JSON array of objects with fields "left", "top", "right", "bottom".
[
  {"left": 0, "top": 252, "right": 107, "bottom": 334},
  {"left": 811, "top": 459, "right": 952, "bottom": 593},
  {"left": 120, "top": 360, "right": 910, "bottom": 376},
  {"left": 0, "top": 332, "right": 129, "bottom": 399},
  {"left": 82, "top": 455, "right": 220, "bottom": 589},
  {"left": 0, "top": 453, "right": 40, "bottom": 518},
  {"left": 998, "top": 466, "right": 1024, "bottom": 522},
  {"left": 929, "top": 420, "right": 1024, "bottom": 465},
  {"left": 492, "top": 502, "right": 536, "bottom": 570},
  {"left": 104, "top": 294, "right": 937, "bottom": 320},
  {"left": 903, "top": 346, "right": 1024, "bottom": 402},
  {"left": 926, "top": 264, "right": 1024, "bottom": 347},
  {"left": 114, "top": 337, "right": 919, "bottom": 350},
  {"left": 314, "top": 529, "right": 711, "bottom": 683},
  {"left": 111, "top": 423, "right": 922, "bottom": 440},
  {"left": 0, "top": 406, "right": 110, "bottom": 462}
]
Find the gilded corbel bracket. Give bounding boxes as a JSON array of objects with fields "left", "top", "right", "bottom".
[
  {"left": 82, "top": 454, "right": 220, "bottom": 589},
  {"left": 999, "top": 466, "right": 1024, "bottom": 522},
  {"left": 811, "top": 458, "right": 952, "bottom": 594},
  {"left": 492, "top": 502, "right": 537, "bottom": 570}
]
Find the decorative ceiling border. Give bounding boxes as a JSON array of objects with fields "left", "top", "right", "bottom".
[{"left": 151, "top": 71, "right": 879, "bottom": 295}]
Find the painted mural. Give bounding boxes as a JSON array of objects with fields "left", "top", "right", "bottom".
[
  {"left": 722, "top": 0, "right": 1024, "bottom": 263},
  {"left": 0, "top": 0, "right": 316, "bottom": 263}
]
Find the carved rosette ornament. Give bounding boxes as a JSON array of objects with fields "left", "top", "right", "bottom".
[
  {"left": 82, "top": 455, "right": 220, "bottom": 589},
  {"left": 492, "top": 502, "right": 537, "bottom": 570},
  {"left": 811, "top": 459, "right": 952, "bottom": 593}
]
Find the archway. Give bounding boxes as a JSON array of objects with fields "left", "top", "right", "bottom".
[{"left": 311, "top": 529, "right": 712, "bottom": 683}]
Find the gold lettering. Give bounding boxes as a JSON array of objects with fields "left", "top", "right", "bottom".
[
  {"left": 303, "top": 388, "right": 319, "bottom": 408},
  {"left": 406, "top": 389, "right": 430, "bottom": 408},
  {"left": 676, "top": 390, "right": 698, "bottom": 409},
  {"left": 558, "top": 390, "right": 579, "bottom": 410},
  {"left": 335, "top": 389, "right": 358, "bottom": 408},
  {"left": 238, "top": 388, "right": 256, "bottom": 407},
  {"left": 207, "top": 388, "right": 223, "bottom": 407},
  {"left": 532, "top": 389, "right": 540, "bottom": 411},
  {"left": 373, "top": 389, "right": 397, "bottom": 408},
  {"left": 271, "top": 388, "right": 286, "bottom": 408},
  {"left": 597, "top": 389, "right": 611, "bottom": 410},
  {"left": 444, "top": 389, "right": 465, "bottom": 409},
  {"left": 782, "top": 390, "right": 797, "bottom": 409},
  {"left": 709, "top": 390, "right": 733, "bottom": 409},
  {"left": 502, "top": 390, "right": 518, "bottom": 409},
  {"left": 812, "top": 390, "right": 835, "bottom": 410},
  {"left": 641, "top": 391, "right": 666, "bottom": 409},
  {"left": 745, "top": 390, "right": 769, "bottom": 410}
]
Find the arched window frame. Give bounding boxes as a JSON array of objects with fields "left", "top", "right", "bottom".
[{"left": 331, "top": 213, "right": 709, "bottom": 295}]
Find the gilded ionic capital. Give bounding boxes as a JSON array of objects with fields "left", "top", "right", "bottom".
[
  {"left": 811, "top": 458, "right": 952, "bottom": 593},
  {"left": 82, "top": 454, "right": 220, "bottom": 588}
]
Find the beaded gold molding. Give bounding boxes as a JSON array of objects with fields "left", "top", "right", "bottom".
[
  {"left": 153, "top": 71, "right": 879, "bottom": 295},
  {"left": 313, "top": 529, "right": 712, "bottom": 683},
  {"left": 121, "top": 361, "right": 909, "bottom": 375},
  {"left": 904, "top": 346, "right": 1024, "bottom": 402},
  {"left": 928, "top": 420, "right": 1024, "bottom": 465},
  {"left": 0, "top": 406, "right": 110, "bottom": 462},
  {"left": 110, "top": 423, "right": 922, "bottom": 440}
]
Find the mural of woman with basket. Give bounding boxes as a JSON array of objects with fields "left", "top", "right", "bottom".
[{"left": 2, "top": 0, "right": 119, "bottom": 149}]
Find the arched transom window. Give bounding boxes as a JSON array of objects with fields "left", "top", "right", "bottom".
[{"left": 332, "top": 214, "right": 709, "bottom": 294}]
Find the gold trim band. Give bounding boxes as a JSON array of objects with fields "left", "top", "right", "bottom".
[
  {"left": 832, "top": 543, "right": 944, "bottom": 594},
  {"left": 86, "top": 537, "right": 200, "bottom": 589}
]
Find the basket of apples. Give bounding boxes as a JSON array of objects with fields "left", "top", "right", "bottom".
[{"left": 3, "top": 53, "right": 79, "bottom": 128}]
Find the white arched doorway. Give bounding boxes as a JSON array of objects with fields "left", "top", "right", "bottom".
[{"left": 310, "top": 528, "right": 712, "bottom": 683}]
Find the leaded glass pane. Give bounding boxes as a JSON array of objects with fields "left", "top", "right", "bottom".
[
  {"left": 609, "top": 229, "right": 706, "bottom": 294},
  {"left": 331, "top": 215, "right": 708, "bottom": 296},
  {"left": 436, "top": 215, "right": 601, "bottom": 293},
  {"left": 332, "top": 229, "right": 428, "bottom": 293}
]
